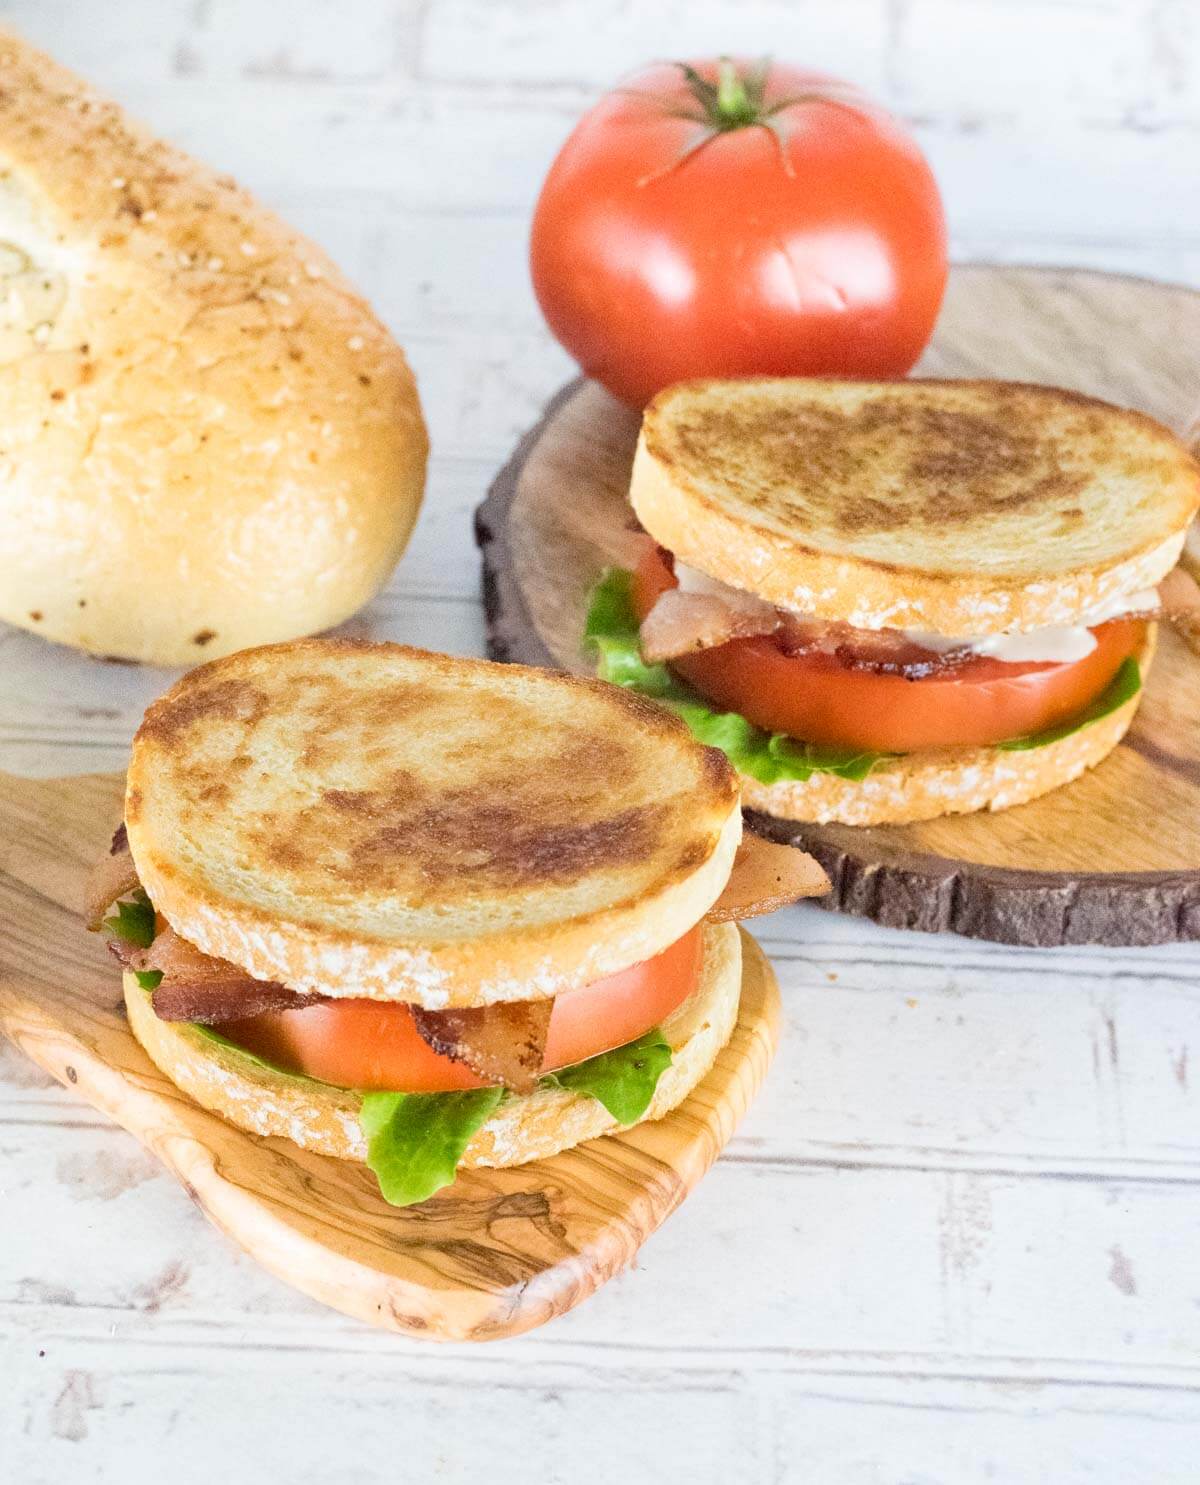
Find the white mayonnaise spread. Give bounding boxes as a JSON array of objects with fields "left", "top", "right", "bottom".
[
  {"left": 672, "top": 562, "right": 1155, "bottom": 666},
  {"left": 675, "top": 562, "right": 767, "bottom": 603}
]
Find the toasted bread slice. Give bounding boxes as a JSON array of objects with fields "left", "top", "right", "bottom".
[
  {"left": 126, "top": 641, "right": 741, "bottom": 1008},
  {"left": 632, "top": 379, "right": 1200, "bottom": 636},
  {"left": 739, "top": 627, "right": 1154, "bottom": 825},
  {"left": 123, "top": 921, "right": 742, "bottom": 1167}
]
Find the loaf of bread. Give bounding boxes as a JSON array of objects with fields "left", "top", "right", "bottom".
[{"left": 0, "top": 29, "right": 427, "bottom": 663}]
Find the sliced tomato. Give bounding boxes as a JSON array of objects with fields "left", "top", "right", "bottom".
[
  {"left": 220, "top": 925, "right": 703, "bottom": 1093},
  {"left": 633, "top": 547, "right": 1146, "bottom": 753}
]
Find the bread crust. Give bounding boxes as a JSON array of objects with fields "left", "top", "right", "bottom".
[
  {"left": 123, "top": 922, "right": 742, "bottom": 1170},
  {"left": 0, "top": 29, "right": 427, "bottom": 663},
  {"left": 633, "top": 379, "right": 1200, "bottom": 636},
  {"left": 739, "top": 628, "right": 1155, "bottom": 825},
  {"left": 126, "top": 640, "right": 742, "bottom": 1008}
]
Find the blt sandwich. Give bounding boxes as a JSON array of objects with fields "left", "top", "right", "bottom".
[
  {"left": 588, "top": 378, "right": 1200, "bottom": 824},
  {"left": 88, "top": 640, "right": 825, "bottom": 1205}
]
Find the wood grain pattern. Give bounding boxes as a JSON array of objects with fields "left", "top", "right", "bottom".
[
  {"left": 0, "top": 769, "right": 779, "bottom": 1341},
  {"left": 475, "top": 265, "right": 1200, "bottom": 947}
]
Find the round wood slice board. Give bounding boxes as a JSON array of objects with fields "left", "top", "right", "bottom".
[
  {"left": 0, "top": 769, "right": 779, "bottom": 1341},
  {"left": 476, "top": 265, "right": 1200, "bottom": 947}
]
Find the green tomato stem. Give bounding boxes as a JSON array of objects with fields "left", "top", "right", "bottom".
[{"left": 715, "top": 57, "right": 754, "bottom": 127}]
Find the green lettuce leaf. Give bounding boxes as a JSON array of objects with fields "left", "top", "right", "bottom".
[
  {"left": 543, "top": 1028, "right": 672, "bottom": 1124},
  {"left": 584, "top": 568, "right": 889, "bottom": 782},
  {"left": 103, "top": 889, "right": 157, "bottom": 948},
  {"left": 359, "top": 1088, "right": 504, "bottom": 1206},
  {"left": 584, "top": 568, "right": 682, "bottom": 699},
  {"left": 997, "top": 656, "right": 1142, "bottom": 752},
  {"left": 133, "top": 969, "right": 163, "bottom": 991}
]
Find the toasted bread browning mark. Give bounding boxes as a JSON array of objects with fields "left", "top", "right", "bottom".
[
  {"left": 206, "top": 692, "right": 693, "bottom": 901},
  {"left": 355, "top": 680, "right": 467, "bottom": 729},
  {"left": 671, "top": 393, "right": 1105, "bottom": 533},
  {"left": 236, "top": 789, "right": 671, "bottom": 901},
  {"left": 137, "top": 677, "right": 269, "bottom": 750},
  {"left": 322, "top": 775, "right": 420, "bottom": 817},
  {"left": 673, "top": 841, "right": 710, "bottom": 875},
  {"left": 282, "top": 780, "right": 669, "bottom": 897},
  {"left": 699, "top": 739, "right": 739, "bottom": 793},
  {"left": 254, "top": 829, "right": 315, "bottom": 874}
]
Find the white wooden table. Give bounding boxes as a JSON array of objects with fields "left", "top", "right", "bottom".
[{"left": 4, "top": 4, "right": 1200, "bottom": 1480}]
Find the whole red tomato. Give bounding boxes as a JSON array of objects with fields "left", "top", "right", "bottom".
[{"left": 530, "top": 59, "right": 948, "bottom": 406}]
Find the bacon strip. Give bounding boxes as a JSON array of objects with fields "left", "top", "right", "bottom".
[
  {"left": 107, "top": 937, "right": 140, "bottom": 969},
  {"left": 705, "top": 832, "right": 830, "bottom": 923},
  {"left": 152, "top": 977, "right": 322, "bottom": 1024},
  {"left": 83, "top": 823, "right": 141, "bottom": 930},
  {"left": 411, "top": 1000, "right": 553, "bottom": 1095},
  {"left": 128, "top": 926, "right": 321, "bottom": 1023},
  {"left": 778, "top": 614, "right": 974, "bottom": 677},
  {"left": 639, "top": 588, "right": 779, "bottom": 662}
]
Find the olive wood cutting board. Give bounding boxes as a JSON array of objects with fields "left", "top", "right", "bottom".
[
  {"left": 476, "top": 265, "right": 1200, "bottom": 947},
  {"left": 0, "top": 767, "right": 779, "bottom": 1340}
]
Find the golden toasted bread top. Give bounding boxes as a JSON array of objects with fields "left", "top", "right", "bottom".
[
  {"left": 125, "top": 641, "right": 741, "bottom": 1006},
  {"left": 634, "top": 379, "right": 1200, "bottom": 634}
]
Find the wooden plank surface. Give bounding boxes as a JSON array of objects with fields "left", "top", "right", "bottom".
[{"left": 3, "top": 1, "right": 1200, "bottom": 1480}]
